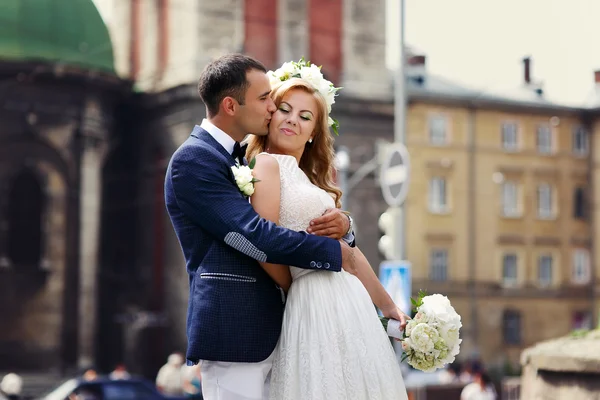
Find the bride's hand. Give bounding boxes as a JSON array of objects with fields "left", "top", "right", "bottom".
[{"left": 380, "top": 303, "right": 410, "bottom": 331}]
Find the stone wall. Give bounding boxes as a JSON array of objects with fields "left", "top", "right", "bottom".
[{"left": 520, "top": 329, "right": 600, "bottom": 399}]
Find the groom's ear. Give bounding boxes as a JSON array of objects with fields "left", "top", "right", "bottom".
[{"left": 221, "top": 97, "right": 237, "bottom": 116}]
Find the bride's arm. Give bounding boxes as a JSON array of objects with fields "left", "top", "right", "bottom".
[
  {"left": 249, "top": 154, "right": 292, "bottom": 293},
  {"left": 350, "top": 246, "right": 409, "bottom": 327}
]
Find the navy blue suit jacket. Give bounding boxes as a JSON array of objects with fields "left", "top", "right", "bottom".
[{"left": 164, "top": 126, "right": 343, "bottom": 363}]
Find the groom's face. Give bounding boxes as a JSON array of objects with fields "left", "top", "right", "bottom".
[{"left": 235, "top": 69, "right": 276, "bottom": 136}]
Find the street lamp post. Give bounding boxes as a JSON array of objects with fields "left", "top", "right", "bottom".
[{"left": 394, "top": 0, "right": 407, "bottom": 260}]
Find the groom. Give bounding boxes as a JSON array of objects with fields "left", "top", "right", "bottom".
[{"left": 164, "top": 54, "right": 358, "bottom": 400}]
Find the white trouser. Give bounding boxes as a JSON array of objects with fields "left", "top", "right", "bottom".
[{"left": 200, "top": 351, "right": 274, "bottom": 400}]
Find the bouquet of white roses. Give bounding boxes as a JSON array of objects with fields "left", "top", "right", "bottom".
[{"left": 380, "top": 290, "right": 462, "bottom": 372}]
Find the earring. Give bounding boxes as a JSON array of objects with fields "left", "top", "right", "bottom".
[{"left": 308, "top": 138, "right": 313, "bottom": 143}]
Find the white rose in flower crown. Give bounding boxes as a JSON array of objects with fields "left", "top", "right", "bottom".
[
  {"left": 279, "top": 61, "right": 297, "bottom": 78},
  {"left": 299, "top": 64, "right": 324, "bottom": 90},
  {"left": 267, "top": 71, "right": 280, "bottom": 89}
]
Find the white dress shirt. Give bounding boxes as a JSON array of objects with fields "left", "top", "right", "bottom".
[{"left": 200, "top": 118, "right": 237, "bottom": 155}]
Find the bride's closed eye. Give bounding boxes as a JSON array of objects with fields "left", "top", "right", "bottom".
[{"left": 279, "top": 107, "right": 312, "bottom": 121}]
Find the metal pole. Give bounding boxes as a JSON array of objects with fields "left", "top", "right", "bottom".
[
  {"left": 394, "top": 0, "right": 407, "bottom": 260},
  {"left": 336, "top": 146, "right": 350, "bottom": 211}
]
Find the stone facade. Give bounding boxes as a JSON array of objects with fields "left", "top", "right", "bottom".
[
  {"left": 0, "top": 67, "right": 128, "bottom": 371},
  {"left": 520, "top": 330, "right": 600, "bottom": 399},
  {"left": 404, "top": 92, "right": 596, "bottom": 370}
]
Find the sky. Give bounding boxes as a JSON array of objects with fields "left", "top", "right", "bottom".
[{"left": 386, "top": 0, "right": 600, "bottom": 106}]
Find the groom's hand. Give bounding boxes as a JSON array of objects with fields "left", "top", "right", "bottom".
[{"left": 307, "top": 208, "right": 350, "bottom": 239}]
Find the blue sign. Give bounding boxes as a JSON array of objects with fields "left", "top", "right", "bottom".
[{"left": 379, "top": 260, "right": 412, "bottom": 316}]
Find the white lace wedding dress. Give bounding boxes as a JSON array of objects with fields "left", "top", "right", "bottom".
[{"left": 264, "top": 153, "right": 408, "bottom": 400}]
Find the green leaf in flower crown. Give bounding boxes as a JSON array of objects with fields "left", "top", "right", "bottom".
[
  {"left": 331, "top": 118, "right": 340, "bottom": 136},
  {"left": 249, "top": 157, "right": 256, "bottom": 169}
]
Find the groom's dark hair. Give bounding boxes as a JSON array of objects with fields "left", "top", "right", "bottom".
[{"left": 198, "top": 54, "right": 267, "bottom": 117}]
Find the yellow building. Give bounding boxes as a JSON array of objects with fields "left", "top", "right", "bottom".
[{"left": 404, "top": 54, "right": 597, "bottom": 371}]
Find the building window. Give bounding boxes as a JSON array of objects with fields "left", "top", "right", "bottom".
[
  {"left": 429, "top": 249, "right": 448, "bottom": 281},
  {"left": 572, "top": 126, "right": 589, "bottom": 156},
  {"left": 572, "top": 249, "right": 591, "bottom": 284},
  {"left": 538, "top": 254, "right": 553, "bottom": 286},
  {"left": 573, "top": 187, "right": 586, "bottom": 219},
  {"left": 429, "top": 115, "right": 448, "bottom": 145},
  {"left": 7, "top": 168, "right": 44, "bottom": 269},
  {"left": 501, "top": 181, "right": 520, "bottom": 217},
  {"left": 536, "top": 124, "right": 552, "bottom": 154},
  {"left": 502, "top": 122, "right": 518, "bottom": 151},
  {"left": 537, "top": 184, "right": 553, "bottom": 219},
  {"left": 428, "top": 177, "right": 448, "bottom": 213},
  {"left": 502, "top": 253, "right": 518, "bottom": 286},
  {"left": 503, "top": 310, "right": 521, "bottom": 345}
]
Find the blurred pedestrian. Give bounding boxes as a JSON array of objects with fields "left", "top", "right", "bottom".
[
  {"left": 0, "top": 373, "right": 23, "bottom": 400},
  {"left": 109, "top": 363, "right": 131, "bottom": 380},
  {"left": 460, "top": 370, "right": 497, "bottom": 400},
  {"left": 182, "top": 363, "right": 202, "bottom": 399},
  {"left": 82, "top": 369, "right": 98, "bottom": 381},
  {"left": 156, "top": 352, "right": 184, "bottom": 396},
  {"left": 459, "top": 361, "right": 474, "bottom": 384},
  {"left": 439, "top": 363, "right": 460, "bottom": 384}
]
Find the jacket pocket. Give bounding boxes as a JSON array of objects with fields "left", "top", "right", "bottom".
[{"left": 199, "top": 272, "right": 257, "bottom": 283}]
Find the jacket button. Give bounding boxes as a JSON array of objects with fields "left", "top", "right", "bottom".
[
  {"left": 310, "top": 261, "right": 316, "bottom": 267},
  {"left": 324, "top": 262, "right": 330, "bottom": 269},
  {"left": 317, "top": 262, "right": 322, "bottom": 268}
]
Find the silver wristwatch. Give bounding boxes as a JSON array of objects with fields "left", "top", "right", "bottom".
[{"left": 345, "top": 213, "right": 354, "bottom": 236}]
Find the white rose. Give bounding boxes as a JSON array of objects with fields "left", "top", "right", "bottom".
[
  {"left": 325, "top": 89, "right": 336, "bottom": 108},
  {"left": 419, "top": 294, "right": 462, "bottom": 330},
  {"left": 240, "top": 182, "right": 255, "bottom": 196},
  {"left": 279, "top": 62, "right": 297, "bottom": 78},
  {"left": 439, "top": 326, "right": 460, "bottom": 349},
  {"left": 320, "top": 80, "right": 336, "bottom": 106},
  {"left": 231, "top": 165, "right": 254, "bottom": 193},
  {"left": 267, "top": 71, "right": 281, "bottom": 88},
  {"left": 299, "top": 64, "right": 324, "bottom": 91},
  {"left": 406, "top": 323, "right": 439, "bottom": 354}
]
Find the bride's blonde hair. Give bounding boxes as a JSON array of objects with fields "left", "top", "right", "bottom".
[{"left": 246, "top": 78, "right": 342, "bottom": 208}]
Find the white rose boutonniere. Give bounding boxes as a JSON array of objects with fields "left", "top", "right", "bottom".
[{"left": 231, "top": 157, "right": 260, "bottom": 197}]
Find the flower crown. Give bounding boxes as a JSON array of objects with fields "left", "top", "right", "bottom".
[{"left": 267, "top": 58, "right": 342, "bottom": 135}]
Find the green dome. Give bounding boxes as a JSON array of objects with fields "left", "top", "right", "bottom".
[{"left": 0, "top": 0, "right": 115, "bottom": 73}]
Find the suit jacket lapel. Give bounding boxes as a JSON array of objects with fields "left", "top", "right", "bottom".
[{"left": 191, "top": 126, "right": 237, "bottom": 166}]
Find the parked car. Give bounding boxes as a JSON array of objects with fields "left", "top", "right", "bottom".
[{"left": 36, "top": 376, "right": 188, "bottom": 400}]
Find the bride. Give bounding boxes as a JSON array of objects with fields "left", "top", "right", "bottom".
[{"left": 246, "top": 72, "right": 410, "bottom": 399}]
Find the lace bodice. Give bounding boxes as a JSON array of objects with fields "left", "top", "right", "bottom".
[{"left": 259, "top": 153, "right": 335, "bottom": 280}]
